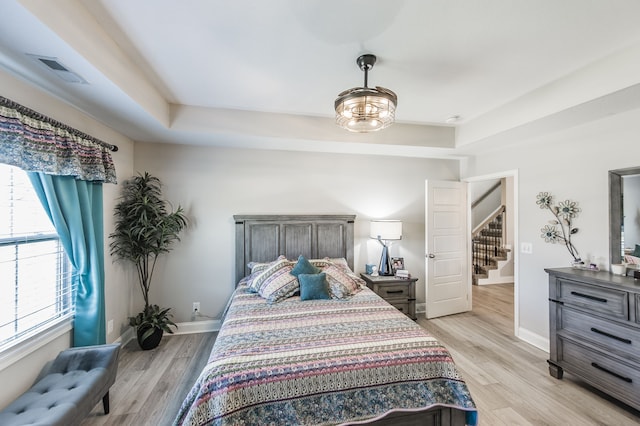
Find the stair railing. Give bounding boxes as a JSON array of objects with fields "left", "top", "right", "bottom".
[{"left": 472, "top": 205, "right": 506, "bottom": 279}]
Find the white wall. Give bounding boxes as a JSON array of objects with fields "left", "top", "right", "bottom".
[
  {"left": 103, "top": 145, "right": 135, "bottom": 339},
  {"left": 133, "top": 142, "right": 460, "bottom": 323},
  {"left": 469, "top": 178, "right": 501, "bottom": 229},
  {"left": 462, "top": 107, "right": 640, "bottom": 347},
  {"left": 0, "top": 69, "right": 134, "bottom": 409}
]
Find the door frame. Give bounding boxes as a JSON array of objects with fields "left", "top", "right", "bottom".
[{"left": 463, "top": 169, "right": 519, "bottom": 338}]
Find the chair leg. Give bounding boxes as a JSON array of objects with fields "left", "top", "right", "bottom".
[{"left": 102, "top": 391, "right": 110, "bottom": 414}]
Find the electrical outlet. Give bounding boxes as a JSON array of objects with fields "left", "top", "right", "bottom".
[
  {"left": 191, "top": 302, "right": 200, "bottom": 322},
  {"left": 107, "top": 319, "right": 114, "bottom": 334}
]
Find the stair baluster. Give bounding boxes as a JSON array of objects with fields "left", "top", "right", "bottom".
[{"left": 472, "top": 205, "right": 506, "bottom": 285}]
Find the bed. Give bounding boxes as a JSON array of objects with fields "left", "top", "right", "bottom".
[{"left": 174, "top": 215, "right": 477, "bottom": 426}]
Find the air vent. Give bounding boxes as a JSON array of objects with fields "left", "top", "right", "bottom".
[{"left": 27, "top": 54, "right": 88, "bottom": 84}]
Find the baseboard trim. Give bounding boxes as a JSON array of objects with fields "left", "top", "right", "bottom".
[
  {"left": 517, "top": 326, "right": 549, "bottom": 352},
  {"left": 172, "top": 320, "right": 221, "bottom": 335},
  {"left": 416, "top": 303, "right": 426, "bottom": 314},
  {"left": 113, "top": 320, "right": 220, "bottom": 347},
  {"left": 114, "top": 327, "right": 135, "bottom": 347},
  {"left": 477, "top": 276, "right": 514, "bottom": 285}
]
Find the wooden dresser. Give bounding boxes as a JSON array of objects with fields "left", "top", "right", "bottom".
[{"left": 546, "top": 268, "right": 640, "bottom": 411}]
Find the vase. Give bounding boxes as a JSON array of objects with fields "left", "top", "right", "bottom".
[{"left": 137, "top": 326, "right": 163, "bottom": 350}]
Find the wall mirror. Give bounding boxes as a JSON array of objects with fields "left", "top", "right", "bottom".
[{"left": 609, "top": 166, "right": 640, "bottom": 265}]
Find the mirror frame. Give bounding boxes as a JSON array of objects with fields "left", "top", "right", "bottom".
[{"left": 609, "top": 166, "right": 640, "bottom": 265}]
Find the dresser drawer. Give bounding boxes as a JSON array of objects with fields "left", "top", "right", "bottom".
[
  {"left": 558, "top": 306, "right": 640, "bottom": 361},
  {"left": 361, "top": 274, "right": 417, "bottom": 320},
  {"left": 388, "top": 301, "right": 410, "bottom": 316},
  {"left": 557, "top": 279, "right": 628, "bottom": 320},
  {"left": 559, "top": 337, "right": 640, "bottom": 409},
  {"left": 375, "top": 283, "right": 411, "bottom": 300}
]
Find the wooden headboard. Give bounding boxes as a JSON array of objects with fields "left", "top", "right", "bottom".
[{"left": 234, "top": 214, "right": 356, "bottom": 283}]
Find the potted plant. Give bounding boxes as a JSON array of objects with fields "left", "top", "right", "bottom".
[{"left": 109, "top": 172, "right": 187, "bottom": 350}]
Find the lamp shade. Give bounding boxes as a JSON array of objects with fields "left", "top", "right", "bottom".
[{"left": 370, "top": 220, "right": 402, "bottom": 240}]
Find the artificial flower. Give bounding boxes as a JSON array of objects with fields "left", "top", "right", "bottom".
[{"left": 536, "top": 192, "right": 581, "bottom": 262}]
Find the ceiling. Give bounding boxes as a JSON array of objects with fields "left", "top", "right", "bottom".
[{"left": 3, "top": 0, "right": 640, "bottom": 158}]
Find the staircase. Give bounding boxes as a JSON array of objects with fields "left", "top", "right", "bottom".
[{"left": 472, "top": 206, "right": 512, "bottom": 285}]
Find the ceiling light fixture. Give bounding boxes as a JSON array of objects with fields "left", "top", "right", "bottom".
[{"left": 334, "top": 54, "right": 397, "bottom": 133}]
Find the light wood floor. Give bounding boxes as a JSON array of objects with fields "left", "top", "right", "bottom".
[
  {"left": 421, "top": 284, "right": 640, "bottom": 426},
  {"left": 82, "top": 284, "right": 640, "bottom": 426},
  {"left": 81, "top": 331, "right": 216, "bottom": 426}
]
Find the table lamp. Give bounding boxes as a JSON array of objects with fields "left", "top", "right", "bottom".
[{"left": 370, "top": 220, "right": 402, "bottom": 276}]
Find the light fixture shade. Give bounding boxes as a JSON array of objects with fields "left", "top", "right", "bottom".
[
  {"left": 335, "top": 87, "right": 397, "bottom": 132},
  {"left": 370, "top": 220, "right": 402, "bottom": 240},
  {"left": 335, "top": 54, "right": 397, "bottom": 133}
]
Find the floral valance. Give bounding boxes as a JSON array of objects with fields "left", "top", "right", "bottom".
[{"left": 0, "top": 96, "right": 117, "bottom": 184}]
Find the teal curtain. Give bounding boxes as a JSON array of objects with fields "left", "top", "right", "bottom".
[
  {"left": 28, "top": 172, "right": 106, "bottom": 346},
  {"left": 0, "top": 96, "right": 116, "bottom": 347}
]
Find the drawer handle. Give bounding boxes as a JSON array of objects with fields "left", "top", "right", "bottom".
[
  {"left": 386, "top": 290, "right": 404, "bottom": 294},
  {"left": 570, "top": 291, "right": 607, "bottom": 303},
  {"left": 591, "top": 362, "right": 632, "bottom": 383},
  {"left": 590, "top": 327, "right": 632, "bottom": 344}
]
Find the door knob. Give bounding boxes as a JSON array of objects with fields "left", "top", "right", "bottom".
[{"left": 427, "top": 253, "right": 435, "bottom": 258}]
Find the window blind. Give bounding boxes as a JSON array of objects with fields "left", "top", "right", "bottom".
[{"left": 0, "top": 164, "right": 74, "bottom": 350}]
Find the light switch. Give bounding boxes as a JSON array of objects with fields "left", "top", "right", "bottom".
[{"left": 521, "top": 242, "right": 533, "bottom": 254}]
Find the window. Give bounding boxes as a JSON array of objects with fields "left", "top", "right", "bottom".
[{"left": 0, "top": 164, "right": 74, "bottom": 351}]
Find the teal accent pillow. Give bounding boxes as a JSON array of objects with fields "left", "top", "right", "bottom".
[
  {"left": 290, "top": 255, "right": 321, "bottom": 277},
  {"left": 633, "top": 244, "right": 640, "bottom": 258},
  {"left": 298, "top": 273, "right": 330, "bottom": 301}
]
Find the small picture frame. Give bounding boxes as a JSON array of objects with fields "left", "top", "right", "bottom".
[{"left": 391, "top": 257, "right": 404, "bottom": 274}]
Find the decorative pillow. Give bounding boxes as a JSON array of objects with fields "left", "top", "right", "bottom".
[
  {"left": 237, "top": 274, "right": 253, "bottom": 288},
  {"left": 258, "top": 264, "right": 299, "bottom": 304},
  {"left": 633, "top": 244, "right": 640, "bottom": 258},
  {"left": 248, "top": 257, "right": 283, "bottom": 274},
  {"left": 290, "top": 255, "right": 321, "bottom": 277},
  {"left": 347, "top": 272, "right": 367, "bottom": 289},
  {"left": 309, "top": 258, "right": 332, "bottom": 269},
  {"left": 242, "top": 270, "right": 263, "bottom": 293},
  {"left": 239, "top": 257, "right": 283, "bottom": 291},
  {"left": 327, "top": 257, "right": 351, "bottom": 272},
  {"left": 298, "top": 273, "right": 331, "bottom": 301},
  {"left": 248, "top": 255, "right": 290, "bottom": 293},
  {"left": 247, "top": 261, "right": 262, "bottom": 270},
  {"left": 241, "top": 260, "right": 271, "bottom": 292},
  {"left": 323, "top": 263, "right": 361, "bottom": 299}
]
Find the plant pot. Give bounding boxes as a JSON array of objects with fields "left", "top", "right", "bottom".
[{"left": 137, "top": 325, "right": 163, "bottom": 350}]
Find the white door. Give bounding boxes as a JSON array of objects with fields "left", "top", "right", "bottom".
[{"left": 425, "top": 180, "right": 470, "bottom": 318}]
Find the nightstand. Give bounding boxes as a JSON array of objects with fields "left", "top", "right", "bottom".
[{"left": 360, "top": 273, "right": 418, "bottom": 320}]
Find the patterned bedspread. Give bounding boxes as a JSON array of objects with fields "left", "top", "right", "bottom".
[{"left": 174, "top": 285, "right": 477, "bottom": 426}]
